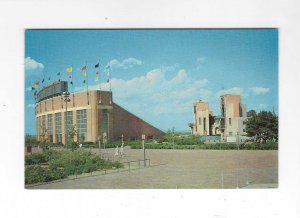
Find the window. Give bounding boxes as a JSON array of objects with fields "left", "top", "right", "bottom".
[
  {"left": 203, "top": 117, "right": 206, "bottom": 131},
  {"left": 243, "top": 129, "right": 246, "bottom": 132},
  {"left": 47, "top": 114, "right": 53, "bottom": 142},
  {"left": 42, "top": 115, "right": 46, "bottom": 132},
  {"left": 229, "top": 118, "right": 232, "bottom": 126},
  {"left": 55, "top": 112, "right": 62, "bottom": 143},
  {"left": 77, "top": 109, "right": 87, "bottom": 142},
  {"left": 199, "top": 117, "right": 201, "bottom": 125},
  {"left": 65, "top": 111, "right": 73, "bottom": 132},
  {"left": 102, "top": 109, "right": 108, "bottom": 136}
]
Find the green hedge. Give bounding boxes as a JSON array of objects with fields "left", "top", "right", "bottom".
[
  {"left": 240, "top": 142, "right": 278, "bottom": 150},
  {"left": 25, "top": 166, "right": 66, "bottom": 184},
  {"left": 25, "top": 150, "right": 123, "bottom": 184}
]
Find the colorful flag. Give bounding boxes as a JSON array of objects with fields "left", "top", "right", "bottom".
[
  {"left": 34, "top": 90, "right": 37, "bottom": 96},
  {"left": 95, "top": 63, "right": 99, "bottom": 68},
  {"left": 82, "top": 65, "right": 87, "bottom": 71},
  {"left": 95, "top": 76, "right": 99, "bottom": 81},
  {"left": 82, "top": 72, "right": 86, "bottom": 77},
  {"left": 68, "top": 75, "right": 72, "bottom": 79},
  {"left": 95, "top": 71, "right": 99, "bottom": 75},
  {"left": 66, "top": 67, "right": 72, "bottom": 73},
  {"left": 57, "top": 72, "right": 61, "bottom": 76},
  {"left": 35, "top": 81, "right": 40, "bottom": 86}
]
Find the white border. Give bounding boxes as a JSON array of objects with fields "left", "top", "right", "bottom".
[{"left": 1, "top": 0, "right": 300, "bottom": 218}]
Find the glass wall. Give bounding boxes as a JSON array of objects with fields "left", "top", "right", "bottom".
[
  {"left": 76, "top": 109, "right": 87, "bottom": 142},
  {"left": 55, "top": 112, "right": 62, "bottom": 143},
  {"left": 47, "top": 114, "right": 53, "bottom": 142}
]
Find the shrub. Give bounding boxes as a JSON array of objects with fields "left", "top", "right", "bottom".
[{"left": 25, "top": 166, "right": 66, "bottom": 184}]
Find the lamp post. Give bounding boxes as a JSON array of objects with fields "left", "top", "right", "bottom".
[{"left": 63, "top": 92, "right": 71, "bottom": 148}]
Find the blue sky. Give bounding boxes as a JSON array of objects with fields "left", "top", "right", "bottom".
[{"left": 25, "top": 29, "right": 278, "bottom": 135}]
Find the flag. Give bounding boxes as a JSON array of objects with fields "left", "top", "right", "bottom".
[
  {"left": 31, "top": 86, "right": 35, "bottom": 91},
  {"left": 35, "top": 81, "right": 40, "bottom": 86},
  {"left": 83, "top": 80, "right": 86, "bottom": 84},
  {"left": 42, "top": 78, "right": 45, "bottom": 83},
  {"left": 82, "top": 72, "right": 86, "bottom": 77},
  {"left": 58, "top": 79, "right": 61, "bottom": 82},
  {"left": 48, "top": 76, "right": 51, "bottom": 81},
  {"left": 57, "top": 72, "right": 61, "bottom": 76},
  {"left": 34, "top": 90, "right": 37, "bottom": 96},
  {"left": 66, "top": 67, "right": 72, "bottom": 73},
  {"left": 70, "top": 81, "right": 73, "bottom": 85},
  {"left": 107, "top": 79, "right": 109, "bottom": 83},
  {"left": 95, "top": 71, "right": 99, "bottom": 75},
  {"left": 95, "top": 63, "right": 99, "bottom": 68},
  {"left": 68, "top": 75, "right": 72, "bottom": 79},
  {"left": 82, "top": 65, "right": 87, "bottom": 71},
  {"left": 95, "top": 76, "right": 99, "bottom": 81}
]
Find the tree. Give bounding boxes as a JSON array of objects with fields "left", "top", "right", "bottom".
[
  {"left": 247, "top": 109, "right": 257, "bottom": 118},
  {"left": 245, "top": 111, "right": 278, "bottom": 143},
  {"left": 67, "top": 124, "right": 78, "bottom": 151}
]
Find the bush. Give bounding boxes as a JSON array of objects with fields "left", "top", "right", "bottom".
[
  {"left": 25, "top": 150, "right": 123, "bottom": 184},
  {"left": 25, "top": 150, "right": 59, "bottom": 165},
  {"left": 25, "top": 166, "right": 66, "bottom": 184},
  {"left": 240, "top": 141, "right": 278, "bottom": 150}
]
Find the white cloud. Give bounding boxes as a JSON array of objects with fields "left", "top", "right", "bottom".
[
  {"left": 107, "top": 57, "right": 142, "bottom": 70},
  {"left": 196, "top": 57, "right": 206, "bottom": 63},
  {"left": 27, "top": 104, "right": 35, "bottom": 108},
  {"left": 25, "top": 57, "right": 44, "bottom": 71},
  {"left": 249, "top": 87, "right": 270, "bottom": 95},
  {"left": 215, "top": 87, "right": 244, "bottom": 97},
  {"left": 76, "top": 67, "right": 212, "bottom": 117}
]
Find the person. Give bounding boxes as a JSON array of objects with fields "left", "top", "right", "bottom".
[
  {"left": 115, "top": 146, "right": 119, "bottom": 156},
  {"left": 120, "top": 145, "right": 124, "bottom": 156}
]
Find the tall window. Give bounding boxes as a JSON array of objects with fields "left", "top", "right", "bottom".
[
  {"left": 102, "top": 109, "right": 108, "bottom": 137},
  {"left": 65, "top": 111, "right": 73, "bottom": 132},
  {"left": 199, "top": 117, "right": 201, "bottom": 125},
  {"left": 47, "top": 114, "right": 53, "bottom": 142},
  {"left": 203, "top": 117, "right": 206, "bottom": 131},
  {"left": 42, "top": 115, "right": 46, "bottom": 130},
  {"left": 36, "top": 117, "right": 39, "bottom": 137},
  {"left": 77, "top": 109, "right": 87, "bottom": 142},
  {"left": 55, "top": 112, "right": 62, "bottom": 143},
  {"left": 229, "top": 118, "right": 232, "bottom": 126}
]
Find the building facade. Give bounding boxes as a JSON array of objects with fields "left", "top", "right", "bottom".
[
  {"left": 189, "top": 94, "right": 247, "bottom": 142},
  {"left": 35, "top": 81, "right": 164, "bottom": 144}
]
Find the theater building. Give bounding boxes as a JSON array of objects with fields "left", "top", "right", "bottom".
[
  {"left": 189, "top": 94, "right": 247, "bottom": 142},
  {"left": 35, "top": 81, "right": 164, "bottom": 144}
]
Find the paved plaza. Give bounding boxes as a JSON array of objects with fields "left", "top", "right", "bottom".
[{"left": 27, "top": 148, "right": 278, "bottom": 189}]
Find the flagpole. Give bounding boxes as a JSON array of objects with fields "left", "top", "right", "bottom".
[
  {"left": 72, "top": 65, "right": 75, "bottom": 107},
  {"left": 98, "top": 60, "right": 101, "bottom": 103},
  {"left": 109, "top": 65, "right": 112, "bottom": 104},
  {"left": 86, "top": 61, "right": 89, "bottom": 105}
]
